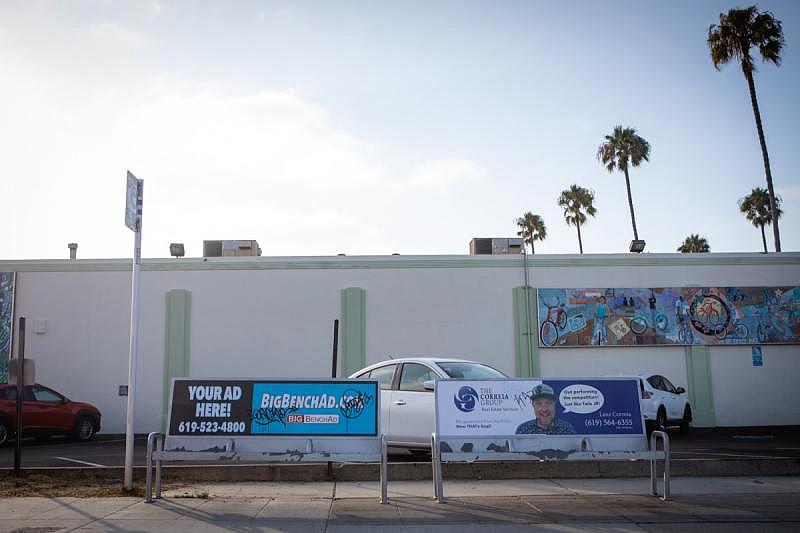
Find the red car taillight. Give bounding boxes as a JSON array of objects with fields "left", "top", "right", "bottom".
[{"left": 641, "top": 390, "right": 652, "bottom": 399}]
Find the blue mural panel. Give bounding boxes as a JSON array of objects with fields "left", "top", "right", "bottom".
[
  {"left": 538, "top": 286, "right": 800, "bottom": 347},
  {"left": 0, "top": 272, "right": 15, "bottom": 383}
]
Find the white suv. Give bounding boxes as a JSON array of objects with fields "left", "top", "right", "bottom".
[{"left": 638, "top": 373, "right": 692, "bottom": 434}]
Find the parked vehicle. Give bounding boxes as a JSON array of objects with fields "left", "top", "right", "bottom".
[
  {"left": 637, "top": 373, "right": 692, "bottom": 434},
  {"left": 349, "top": 357, "right": 507, "bottom": 452},
  {"left": 0, "top": 383, "right": 102, "bottom": 446}
]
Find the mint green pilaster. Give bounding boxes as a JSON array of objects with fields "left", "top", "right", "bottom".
[
  {"left": 685, "top": 345, "right": 716, "bottom": 427},
  {"left": 340, "top": 287, "right": 366, "bottom": 377},
  {"left": 513, "top": 286, "right": 540, "bottom": 377},
  {"left": 163, "top": 289, "right": 191, "bottom": 430}
]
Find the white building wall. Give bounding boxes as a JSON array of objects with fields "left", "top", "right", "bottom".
[
  {"left": 540, "top": 347, "right": 688, "bottom": 390},
  {"left": 709, "top": 345, "right": 799, "bottom": 426},
  {"left": 365, "top": 268, "right": 519, "bottom": 376},
  {"left": 5, "top": 253, "right": 800, "bottom": 433}
]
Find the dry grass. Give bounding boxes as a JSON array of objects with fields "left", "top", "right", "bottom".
[{"left": 0, "top": 472, "right": 176, "bottom": 498}]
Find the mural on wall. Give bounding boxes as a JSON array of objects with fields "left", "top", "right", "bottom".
[
  {"left": 0, "top": 272, "right": 15, "bottom": 383},
  {"left": 537, "top": 286, "right": 800, "bottom": 347}
]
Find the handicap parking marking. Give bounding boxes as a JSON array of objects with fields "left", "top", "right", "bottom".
[{"left": 54, "top": 456, "right": 107, "bottom": 467}]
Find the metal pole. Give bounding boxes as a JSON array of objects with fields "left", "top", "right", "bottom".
[
  {"left": 145, "top": 432, "right": 155, "bottom": 502},
  {"left": 662, "top": 432, "right": 671, "bottom": 501},
  {"left": 433, "top": 433, "right": 444, "bottom": 503},
  {"left": 14, "top": 317, "right": 25, "bottom": 475},
  {"left": 124, "top": 183, "right": 143, "bottom": 491},
  {"left": 379, "top": 434, "right": 388, "bottom": 504},
  {"left": 156, "top": 434, "right": 163, "bottom": 499},
  {"left": 649, "top": 432, "right": 656, "bottom": 496},
  {"left": 430, "top": 433, "right": 438, "bottom": 500},
  {"left": 327, "top": 319, "right": 339, "bottom": 479},
  {"left": 331, "top": 319, "right": 339, "bottom": 378}
]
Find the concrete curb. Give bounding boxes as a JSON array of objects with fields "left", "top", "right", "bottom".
[{"left": 2, "top": 458, "right": 799, "bottom": 482}]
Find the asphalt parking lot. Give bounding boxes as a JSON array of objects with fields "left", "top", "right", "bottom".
[{"left": 1, "top": 426, "right": 798, "bottom": 470}]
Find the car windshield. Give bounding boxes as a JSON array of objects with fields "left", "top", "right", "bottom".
[{"left": 436, "top": 362, "right": 506, "bottom": 379}]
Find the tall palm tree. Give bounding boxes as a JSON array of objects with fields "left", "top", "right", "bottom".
[
  {"left": 739, "top": 187, "right": 783, "bottom": 253},
  {"left": 708, "top": 6, "right": 785, "bottom": 252},
  {"left": 516, "top": 212, "right": 547, "bottom": 254},
  {"left": 677, "top": 234, "right": 710, "bottom": 253},
  {"left": 557, "top": 185, "right": 597, "bottom": 254},
  {"left": 597, "top": 126, "right": 651, "bottom": 243}
]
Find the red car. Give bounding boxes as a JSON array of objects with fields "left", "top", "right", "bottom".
[{"left": 0, "top": 383, "right": 101, "bottom": 446}]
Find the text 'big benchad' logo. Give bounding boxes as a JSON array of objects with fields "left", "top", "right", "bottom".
[{"left": 453, "top": 386, "right": 479, "bottom": 412}]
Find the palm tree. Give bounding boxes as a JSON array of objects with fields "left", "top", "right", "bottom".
[
  {"left": 708, "top": 6, "right": 785, "bottom": 252},
  {"left": 677, "top": 234, "right": 710, "bottom": 253},
  {"left": 597, "top": 126, "right": 651, "bottom": 243},
  {"left": 557, "top": 185, "right": 597, "bottom": 254},
  {"left": 516, "top": 212, "right": 547, "bottom": 254},
  {"left": 739, "top": 187, "right": 783, "bottom": 253}
]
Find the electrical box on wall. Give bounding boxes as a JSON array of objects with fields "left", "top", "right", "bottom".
[{"left": 32, "top": 319, "right": 47, "bottom": 334}]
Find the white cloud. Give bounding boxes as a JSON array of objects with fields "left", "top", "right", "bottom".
[
  {"left": 114, "top": 87, "right": 386, "bottom": 190},
  {"left": 405, "top": 158, "right": 489, "bottom": 191},
  {"left": 0, "top": 9, "right": 489, "bottom": 259}
]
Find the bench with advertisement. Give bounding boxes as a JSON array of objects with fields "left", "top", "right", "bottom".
[
  {"left": 432, "top": 378, "right": 670, "bottom": 501},
  {"left": 145, "top": 378, "right": 387, "bottom": 503}
]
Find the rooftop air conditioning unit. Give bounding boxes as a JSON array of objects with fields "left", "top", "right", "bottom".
[
  {"left": 203, "top": 240, "right": 262, "bottom": 257},
  {"left": 469, "top": 238, "right": 523, "bottom": 255}
]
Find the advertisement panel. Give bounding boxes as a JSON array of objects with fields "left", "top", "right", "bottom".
[
  {"left": 168, "top": 379, "right": 378, "bottom": 437},
  {"left": 538, "top": 286, "right": 800, "bottom": 347},
  {"left": 436, "top": 378, "right": 643, "bottom": 437}
]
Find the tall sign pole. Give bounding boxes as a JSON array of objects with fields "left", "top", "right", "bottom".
[
  {"left": 14, "top": 317, "right": 25, "bottom": 475},
  {"left": 124, "top": 171, "right": 143, "bottom": 490}
]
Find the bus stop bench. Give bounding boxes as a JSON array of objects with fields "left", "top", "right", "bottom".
[
  {"left": 145, "top": 377, "right": 387, "bottom": 503},
  {"left": 145, "top": 432, "right": 388, "bottom": 502},
  {"left": 431, "top": 431, "right": 670, "bottom": 502},
  {"left": 431, "top": 377, "right": 672, "bottom": 502}
]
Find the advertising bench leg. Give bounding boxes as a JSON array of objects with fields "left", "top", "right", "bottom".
[
  {"left": 431, "top": 430, "right": 671, "bottom": 503},
  {"left": 650, "top": 430, "right": 670, "bottom": 500},
  {"left": 145, "top": 432, "right": 390, "bottom": 504},
  {"left": 145, "top": 432, "right": 164, "bottom": 503}
]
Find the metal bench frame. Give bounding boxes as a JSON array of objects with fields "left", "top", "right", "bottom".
[
  {"left": 431, "top": 431, "right": 670, "bottom": 502},
  {"left": 145, "top": 432, "right": 389, "bottom": 503}
]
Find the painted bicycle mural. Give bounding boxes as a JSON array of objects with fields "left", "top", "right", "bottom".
[
  {"left": 537, "top": 286, "right": 800, "bottom": 347},
  {"left": 0, "top": 272, "right": 15, "bottom": 383}
]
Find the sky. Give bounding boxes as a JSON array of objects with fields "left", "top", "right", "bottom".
[{"left": 2, "top": 0, "right": 799, "bottom": 259}]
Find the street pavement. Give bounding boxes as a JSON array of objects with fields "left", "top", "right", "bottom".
[
  {"left": 2, "top": 476, "right": 799, "bottom": 532},
  {"left": 2, "top": 427, "right": 799, "bottom": 469}
]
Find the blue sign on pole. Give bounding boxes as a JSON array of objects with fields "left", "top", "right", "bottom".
[{"left": 752, "top": 346, "right": 763, "bottom": 367}]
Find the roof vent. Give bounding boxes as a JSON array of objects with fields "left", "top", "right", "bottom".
[
  {"left": 203, "top": 240, "right": 262, "bottom": 257},
  {"left": 469, "top": 238, "right": 522, "bottom": 255}
]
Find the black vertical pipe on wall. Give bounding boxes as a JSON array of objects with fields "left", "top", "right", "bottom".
[
  {"left": 14, "top": 317, "right": 25, "bottom": 475},
  {"left": 331, "top": 319, "right": 339, "bottom": 378},
  {"left": 328, "top": 318, "right": 340, "bottom": 481}
]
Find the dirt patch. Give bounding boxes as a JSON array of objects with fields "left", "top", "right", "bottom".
[{"left": 0, "top": 471, "right": 178, "bottom": 498}]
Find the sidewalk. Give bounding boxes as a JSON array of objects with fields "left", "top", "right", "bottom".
[{"left": 2, "top": 476, "right": 799, "bottom": 532}]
